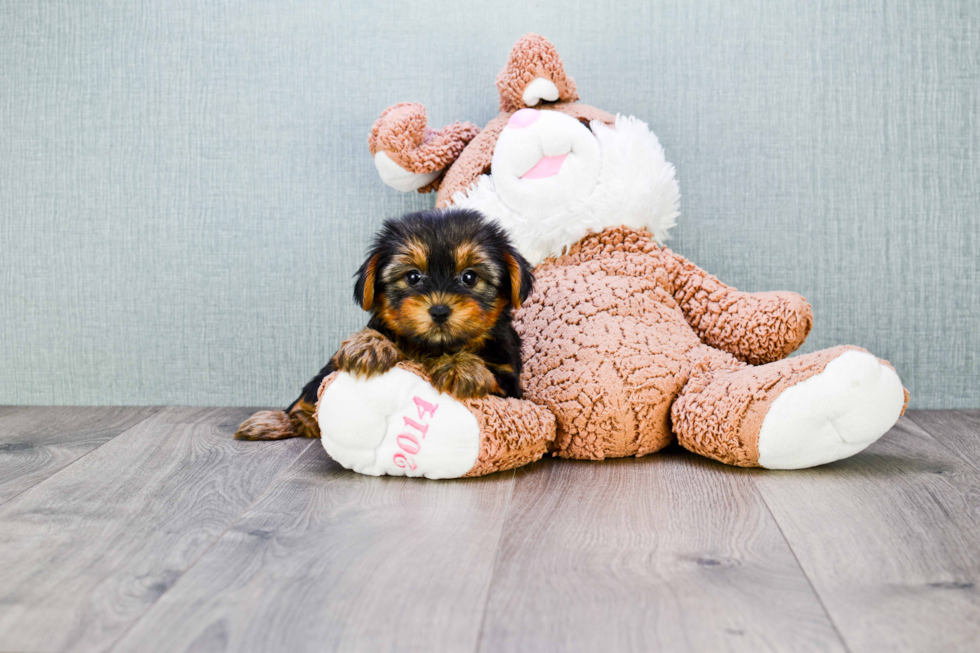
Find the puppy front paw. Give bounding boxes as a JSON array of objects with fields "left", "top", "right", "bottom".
[
  {"left": 429, "top": 352, "right": 501, "bottom": 399},
  {"left": 334, "top": 329, "right": 405, "bottom": 379}
]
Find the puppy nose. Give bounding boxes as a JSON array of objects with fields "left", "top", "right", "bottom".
[
  {"left": 507, "top": 108, "right": 540, "bottom": 129},
  {"left": 428, "top": 304, "right": 451, "bottom": 323}
]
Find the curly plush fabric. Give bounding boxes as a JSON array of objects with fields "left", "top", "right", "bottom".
[
  {"left": 495, "top": 33, "right": 579, "bottom": 113},
  {"left": 434, "top": 113, "right": 511, "bottom": 205},
  {"left": 368, "top": 102, "right": 480, "bottom": 190},
  {"left": 461, "top": 394, "right": 556, "bottom": 477},
  {"left": 671, "top": 346, "right": 846, "bottom": 466},
  {"left": 516, "top": 226, "right": 839, "bottom": 463},
  {"left": 666, "top": 255, "right": 813, "bottom": 365}
]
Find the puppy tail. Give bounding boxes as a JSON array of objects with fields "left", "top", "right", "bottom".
[
  {"left": 234, "top": 398, "right": 320, "bottom": 440},
  {"left": 234, "top": 410, "right": 296, "bottom": 440}
]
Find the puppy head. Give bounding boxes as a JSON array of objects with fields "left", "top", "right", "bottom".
[{"left": 354, "top": 208, "right": 533, "bottom": 353}]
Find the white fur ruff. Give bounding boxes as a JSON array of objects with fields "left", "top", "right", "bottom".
[{"left": 449, "top": 115, "right": 681, "bottom": 266}]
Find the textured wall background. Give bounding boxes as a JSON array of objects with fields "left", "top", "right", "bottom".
[{"left": 1, "top": 1, "right": 977, "bottom": 407}]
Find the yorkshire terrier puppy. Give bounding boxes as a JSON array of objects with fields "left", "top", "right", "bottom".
[{"left": 235, "top": 208, "right": 534, "bottom": 441}]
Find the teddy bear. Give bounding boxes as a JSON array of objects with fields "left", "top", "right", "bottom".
[{"left": 314, "top": 34, "right": 908, "bottom": 478}]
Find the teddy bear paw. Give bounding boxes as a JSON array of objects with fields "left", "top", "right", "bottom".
[
  {"left": 316, "top": 367, "right": 481, "bottom": 479},
  {"left": 756, "top": 350, "right": 907, "bottom": 469}
]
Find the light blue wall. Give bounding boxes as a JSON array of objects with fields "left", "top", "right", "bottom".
[{"left": 1, "top": 1, "right": 977, "bottom": 407}]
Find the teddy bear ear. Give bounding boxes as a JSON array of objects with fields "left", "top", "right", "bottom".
[
  {"left": 368, "top": 102, "right": 480, "bottom": 193},
  {"left": 496, "top": 34, "right": 580, "bottom": 113}
]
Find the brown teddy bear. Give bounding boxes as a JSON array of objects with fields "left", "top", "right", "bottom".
[{"left": 315, "top": 34, "right": 908, "bottom": 478}]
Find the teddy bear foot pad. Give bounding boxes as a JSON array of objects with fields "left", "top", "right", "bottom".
[
  {"left": 317, "top": 368, "right": 481, "bottom": 479},
  {"left": 757, "top": 350, "right": 906, "bottom": 469}
]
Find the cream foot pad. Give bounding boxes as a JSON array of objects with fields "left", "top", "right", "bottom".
[
  {"left": 757, "top": 350, "right": 906, "bottom": 469},
  {"left": 316, "top": 364, "right": 556, "bottom": 479}
]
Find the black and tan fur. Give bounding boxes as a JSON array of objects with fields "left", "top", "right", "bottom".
[{"left": 235, "top": 208, "right": 533, "bottom": 441}]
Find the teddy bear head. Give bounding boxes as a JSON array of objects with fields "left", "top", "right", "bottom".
[{"left": 369, "top": 34, "right": 680, "bottom": 265}]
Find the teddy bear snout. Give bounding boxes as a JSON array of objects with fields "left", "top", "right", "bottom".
[{"left": 507, "top": 109, "right": 541, "bottom": 130}]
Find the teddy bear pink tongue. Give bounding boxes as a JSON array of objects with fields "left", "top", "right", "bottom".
[{"left": 521, "top": 153, "right": 568, "bottom": 180}]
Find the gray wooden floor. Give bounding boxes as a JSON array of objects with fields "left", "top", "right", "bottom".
[{"left": 0, "top": 408, "right": 978, "bottom": 652}]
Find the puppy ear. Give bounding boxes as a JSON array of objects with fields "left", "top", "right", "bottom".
[
  {"left": 353, "top": 253, "right": 381, "bottom": 311},
  {"left": 503, "top": 251, "right": 534, "bottom": 310}
]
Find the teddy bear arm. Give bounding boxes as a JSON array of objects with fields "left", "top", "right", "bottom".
[{"left": 664, "top": 250, "right": 813, "bottom": 365}]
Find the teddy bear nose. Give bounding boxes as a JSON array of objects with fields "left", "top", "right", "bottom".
[{"left": 507, "top": 108, "right": 540, "bottom": 129}]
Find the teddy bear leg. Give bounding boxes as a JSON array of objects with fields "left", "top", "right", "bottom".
[
  {"left": 671, "top": 346, "right": 908, "bottom": 469},
  {"left": 315, "top": 363, "right": 554, "bottom": 479}
]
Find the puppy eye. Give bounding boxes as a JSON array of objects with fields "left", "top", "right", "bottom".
[
  {"left": 405, "top": 270, "right": 422, "bottom": 286},
  {"left": 460, "top": 270, "right": 478, "bottom": 287}
]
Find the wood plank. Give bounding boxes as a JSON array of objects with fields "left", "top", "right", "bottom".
[
  {"left": 477, "top": 452, "right": 846, "bottom": 653},
  {"left": 906, "top": 409, "right": 980, "bottom": 473},
  {"left": 0, "top": 407, "right": 310, "bottom": 653},
  {"left": 0, "top": 406, "right": 160, "bottom": 506},
  {"left": 110, "top": 447, "right": 516, "bottom": 653},
  {"left": 752, "top": 416, "right": 980, "bottom": 653}
]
